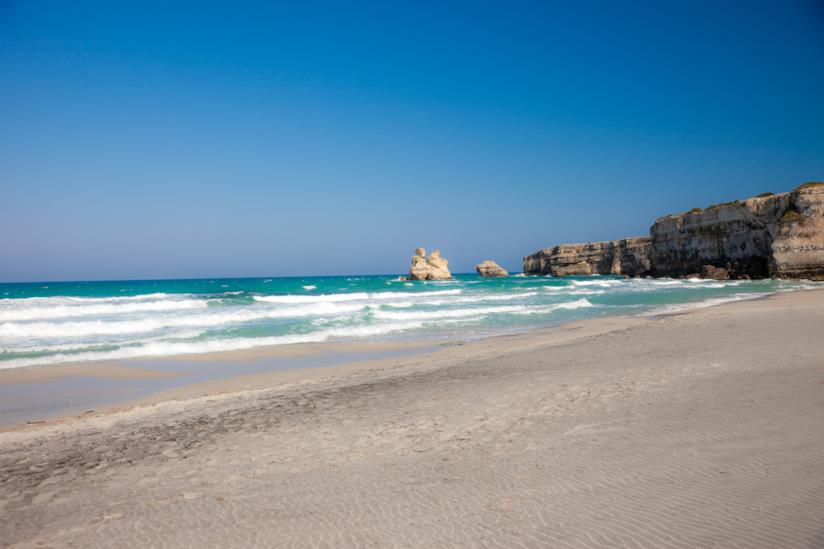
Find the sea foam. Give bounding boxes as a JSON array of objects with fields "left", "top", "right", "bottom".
[
  {"left": 0, "top": 321, "right": 425, "bottom": 370},
  {"left": 0, "top": 302, "right": 367, "bottom": 339},
  {"left": 0, "top": 298, "right": 209, "bottom": 322}
]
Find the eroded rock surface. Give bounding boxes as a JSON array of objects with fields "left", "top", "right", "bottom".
[
  {"left": 648, "top": 194, "right": 789, "bottom": 279},
  {"left": 409, "top": 248, "right": 452, "bottom": 280},
  {"left": 770, "top": 185, "right": 824, "bottom": 280},
  {"left": 523, "top": 183, "right": 824, "bottom": 280},
  {"left": 475, "top": 260, "right": 509, "bottom": 278},
  {"left": 523, "top": 237, "right": 651, "bottom": 277}
]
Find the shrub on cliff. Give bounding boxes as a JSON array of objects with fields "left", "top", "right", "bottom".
[
  {"left": 707, "top": 200, "right": 742, "bottom": 210},
  {"left": 781, "top": 210, "right": 803, "bottom": 225},
  {"left": 795, "top": 181, "right": 824, "bottom": 191}
]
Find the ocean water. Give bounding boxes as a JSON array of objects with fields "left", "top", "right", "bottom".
[{"left": 0, "top": 274, "right": 819, "bottom": 370}]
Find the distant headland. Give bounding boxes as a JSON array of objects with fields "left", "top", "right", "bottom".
[{"left": 524, "top": 182, "right": 824, "bottom": 280}]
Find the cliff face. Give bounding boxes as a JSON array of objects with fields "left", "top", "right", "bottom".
[
  {"left": 524, "top": 183, "right": 824, "bottom": 280},
  {"left": 770, "top": 185, "right": 824, "bottom": 279},
  {"left": 648, "top": 193, "right": 791, "bottom": 278},
  {"left": 523, "top": 237, "right": 651, "bottom": 277}
]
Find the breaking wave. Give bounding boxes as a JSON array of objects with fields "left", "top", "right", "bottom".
[{"left": 0, "top": 322, "right": 424, "bottom": 370}]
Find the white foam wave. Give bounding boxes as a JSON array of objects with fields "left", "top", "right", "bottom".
[
  {"left": 302, "top": 285, "right": 317, "bottom": 290},
  {"left": 255, "top": 292, "right": 369, "bottom": 303},
  {"left": 374, "top": 305, "right": 530, "bottom": 321},
  {"left": 0, "top": 292, "right": 180, "bottom": 305},
  {"left": 0, "top": 298, "right": 209, "bottom": 322},
  {"left": 2, "top": 330, "right": 205, "bottom": 355},
  {"left": 253, "top": 289, "right": 461, "bottom": 304},
  {"left": 0, "top": 302, "right": 366, "bottom": 339},
  {"left": 400, "top": 291, "right": 541, "bottom": 307},
  {"left": 541, "top": 287, "right": 606, "bottom": 296},
  {"left": 383, "top": 302, "right": 415, "bottom": 308},
  {"left": 550, "top": 298, "right": 595, "bottom": 310},
  {"left": 648, "top": 293, "right": 766, "bottom": 315},
  {"left": 569, "top": 279, "right": 623, "bottom": 287},
  {"left": 542, "top": 277, "right": 741, "bottom": 294},
  {"left": 374, "top": 299, "right": 593, "bottom": 321},
  {"left": 0, "top": 322, "right": 425, "bottom": 369},
  {"left": 541, "top": 286, "right": 572, "bottom": 293}
]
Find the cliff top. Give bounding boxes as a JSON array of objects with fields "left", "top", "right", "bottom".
[{"left": 654, "top": 182, "right": 824, "bottom": 223}]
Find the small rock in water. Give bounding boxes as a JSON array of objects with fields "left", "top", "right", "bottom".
[
  {"left": 475, "top": 260, "right": 509, "bottom": 278},
  {"left": 700, "top": 265, "right": 730, "bottom": 280}
]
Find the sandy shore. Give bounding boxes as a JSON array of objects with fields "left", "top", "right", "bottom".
[
  {"left": 0, "top": 340, "right": 441, "bottom": 428},
  {"left": 1, "top": 290, "right": 823, "bottom": 547}
]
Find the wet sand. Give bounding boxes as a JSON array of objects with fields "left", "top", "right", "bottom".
[
  {"left": 0, "top": 340, "right": 437, "bottom": 428},
  {"left": 1, "top": 290, "right": 823, "bottom": 547}
]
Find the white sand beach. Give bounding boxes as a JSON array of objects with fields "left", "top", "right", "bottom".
[{"left": 1, "top": 290, "right": 823, "bottom": 547}]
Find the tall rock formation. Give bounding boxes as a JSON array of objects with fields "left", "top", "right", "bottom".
[
  {"left": 523, "top": 182, "right": 824, "bottom": 280},
  {"left": 409, "top": 248, "right": 452, "bottom": 280}
]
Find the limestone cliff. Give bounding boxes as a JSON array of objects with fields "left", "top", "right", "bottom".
[
  {"left": 648, "top": 194, "right": 790, "bottom": 278},
  {"left": 523, "top": 237, "right": 651, "bottom": 277},
  {"left": 524, "top": 183, "right": 824, "bottom": 280},
  {"left": 769, "top": 184, "right": 824, "bottom": 279}
]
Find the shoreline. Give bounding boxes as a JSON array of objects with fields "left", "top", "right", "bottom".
[
  {"left": 0, "top": 315, "right": 648, "bottom": 432},
  {"left": 3, "top": 274, "right": 812, "bottom": 374},
  {"left": 1, "top": 288, "right": 823, "bottom": 546},
  {"left": 0, "top": 287, "right": 811, "bottom": 430},
  {"left": 0, "top": 339, "right": 442, "bottom": 430}
]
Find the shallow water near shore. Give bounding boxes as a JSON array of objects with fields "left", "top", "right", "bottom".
[
  {"left": 1, "top": 274, "right": 821, "bottom": 371},
  {"left": 0, "top": 343, "right": 435, "bottom": 427}
]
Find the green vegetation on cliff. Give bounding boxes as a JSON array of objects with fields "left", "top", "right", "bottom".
[{"left": 707, "top": 200, "right": 743, "bottom": 210}]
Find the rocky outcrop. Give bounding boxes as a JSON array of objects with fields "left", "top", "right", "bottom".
[
  {"left": 523, "top": 237, "right": 651, "bottom": 277},
  {"left": 409, "top": 248, "right": 452, "bottom": 280},
  {"left": 475, "top": 260, "right": 509, "bottom": 277},
  {"left": 648, "top": 184, "right": 824, "bottom": 279},
  {"left": 700, "top": 265, "right": 730, "bottom": 280},
  {"left": 769, "top": 184, "right": 824, "bottom": 280},
  {"left": 524, "top": 182, "right": 824, "bottom": 280},
  {"left": 648, "top": 194, "right": 790, "bottom": 279}
]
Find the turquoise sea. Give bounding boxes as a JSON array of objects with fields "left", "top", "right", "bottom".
[{"left": 0, "top": 274, "right": 820, "bottom": 370}]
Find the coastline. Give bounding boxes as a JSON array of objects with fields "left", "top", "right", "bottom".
[
  {"left": 0, "top": 339, "right": 441, "bottom": 429},
  {"left": 2, "top": 288, "right": 824, "bottom": 546},
  {"left": 0, "top": 287, "right": 812, "bottom": 430},
  {"left": 0, "top": 312, "right": 648, "bottom": 431}
]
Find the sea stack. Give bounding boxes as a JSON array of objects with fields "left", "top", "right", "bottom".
[
  {"left": 475, "top": 260, "right": 509, "bottom": 278},
  {"left": 409, "top": 248, "right": 452, "bottom": 280}
]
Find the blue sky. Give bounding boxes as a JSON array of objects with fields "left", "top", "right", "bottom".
[{"left": 2, "top": 0, "right": 823, "bottom": 281}]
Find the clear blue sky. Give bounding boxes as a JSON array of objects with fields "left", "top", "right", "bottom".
[{"left": 2, "top": 1, "right": 823, "bottom": 281}]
